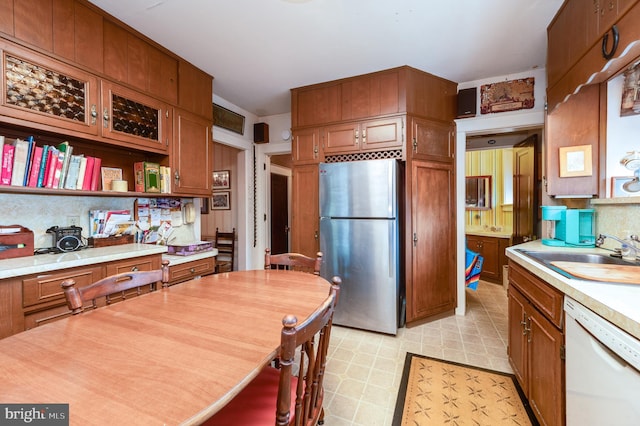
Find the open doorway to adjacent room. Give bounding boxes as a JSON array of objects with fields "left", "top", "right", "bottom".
[{"left": 267, "top": 154, "right": 292, "bottom": 255}]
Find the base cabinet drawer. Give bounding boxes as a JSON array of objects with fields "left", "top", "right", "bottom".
[
  {"left": 168, "top": 257, "right": 215, "bottom": 286},
  {"left": 22, "top": 266, "right": 103, "bottom": 309},
  {"left": 105, "top": 255, "right": 160, "bottom": 275}
]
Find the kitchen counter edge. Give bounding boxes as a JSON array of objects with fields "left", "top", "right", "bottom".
[{"left": 0, "top": 245, "right": 218, "bottom": 279}]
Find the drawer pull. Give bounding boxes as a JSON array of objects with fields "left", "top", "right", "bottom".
[
  {"left": 131, "top": 266, "right": 139, "bottom": 272},
  {"left": 190, "top": 268, "right": 196, "bottom": 273}
]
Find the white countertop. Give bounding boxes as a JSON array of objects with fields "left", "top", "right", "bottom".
[
  {"left": 0, "top": 244, "right": 217, "bottom": 279},
  {"left": 506, "top": 240, "right": 640, "bottom": 340}
]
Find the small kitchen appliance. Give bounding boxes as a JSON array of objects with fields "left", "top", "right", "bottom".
[{"left": 541, "top": 206, "right": 595, "bottom": 247}]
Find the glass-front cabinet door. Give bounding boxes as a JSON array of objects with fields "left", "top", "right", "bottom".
[
  {"left": 100, "top": 81, "right": 171, "bottom": 154},
  {"left": 1, "top": 43, "right": 99, "bottom": 136}
]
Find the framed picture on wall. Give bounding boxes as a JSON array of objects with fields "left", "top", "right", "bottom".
[
  {"left": 213, "top": 170, "right": 230, "bottom": 190},
  {"left": 611, "top": 176, "right": 636, "bottom": 197},
  {"left": 212, "top": 191, "right": 231, "bottom": 210}
]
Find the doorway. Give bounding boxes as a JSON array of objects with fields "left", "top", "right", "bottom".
[{"left": 270, "top": 172, "right": 289, "bottom": 254}]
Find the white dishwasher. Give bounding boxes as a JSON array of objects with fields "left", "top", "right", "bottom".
[{"left": 564, "top": 297, "right": 640, "bottom": 425}]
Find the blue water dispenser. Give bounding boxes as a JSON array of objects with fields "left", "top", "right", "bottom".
[{"left": 541, "top": 206, "right": 595, "bottom": 247}]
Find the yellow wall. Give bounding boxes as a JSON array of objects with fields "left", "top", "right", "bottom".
[{"left": 465, "top": 148, "right": 513, "bottom": 232}]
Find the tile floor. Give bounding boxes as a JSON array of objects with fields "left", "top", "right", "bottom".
[{"left": 323, "top": 281, "right": 512, "bottom": 425}]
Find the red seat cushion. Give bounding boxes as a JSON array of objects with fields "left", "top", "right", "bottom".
[{"left": 204, "top": 366, "right": 297, "bottom": 425}]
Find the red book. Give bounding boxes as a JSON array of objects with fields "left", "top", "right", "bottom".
[
  {"left": 44, "top": 148, "right": 59, "bottom": 188},
  {"left": 82, "top": 156, "right": 95, "bottom": 191},
  {"left": 50, "top": 150, "right": 65, "bottom": 189},
  {"left": 27, "top": 145, "right": 44, "bottom": 187},
  {"left": 90, "top": 157, "right": 102, "bottom": 191},
  {"left": 133, "top": 162, "right": 145, "bottom": 192},
  {"left": 0, "top": 143, "right": 15, "bottom": 185}
]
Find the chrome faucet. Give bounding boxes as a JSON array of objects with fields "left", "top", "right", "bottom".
[{"left": 596, "top": 233, "right": 640, "bottom": 261}]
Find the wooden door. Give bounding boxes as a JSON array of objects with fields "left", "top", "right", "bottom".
[
  {"left": 409, "top": 117, "right": 454, "bottom": 161},
  {"left": 360, "top": 116, "right": 404, "bottom": 152},
  {"left": 406, "top": 160, "right": 456, "bottom": 322},
  {"left": 292, "top": 127, "right": 321, "bottom": 164},
  {"left": 291, "top": 165, "right": 319, "bottom": 257},
  {"left": 513, "top": 135, "right": 538, "bottom": 244},
  {"left": 172, "top": 109, "right": 212, "bottom": 196},
  {"left": 507, "top": 284, "right": 529, "bottom": 395},
  {"left": 546, "top": 84, "right": 599, "bottom": 197},
  {"left": 270, "top": 172, "right": 289, "bottom": 254},
  {"left": 323, "top": 122, "right": 359, "bottom": 154},
  {"left": 528, "top": 304, "right": 565, "bottom": 426}
]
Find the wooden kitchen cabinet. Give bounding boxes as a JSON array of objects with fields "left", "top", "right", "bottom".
[
  {"left": 323, "top": 116, "right": 404, "bottom": 155},
  {"left": 0, "top": 0, "right": 214, "bottom": 198},
  {"left": 0, "top": 40, "right": 100, "bottom": 137},
  {"left": 178, "top": 59, "right": 214, "bottom": 119},
  {"left": 408, "top": 116, "right": 454, "bottom": 162},
  {"left": 290, "top": 66, "right": 457, "bottom": 325},
  {"left": 545, "top": 84, "right": 600, "bottom": 197},
  {"left": 172, "top": 108, "right": 213, "bottom": 196},
  {"left": 100, "top": 80, "right": 172, "bottom": 154},
  {"left": 340, "top": 68, "right": 400, "bottom": 121},
  {"left": 103, "top": 20, "right": 178, "bottom": 105},
  {"left": 547, "top": 0, "right": 640, "bottom": 111},
  {"left": 291, "top": 82, "right": 341, "bottom": 128},
  {"left": 508, "top": 261, "right": 565, "bottom": 426},
  {"left": 167, "top": 257, "right": 215, "bottom": 286},
  {"left": 291, "top": 127, "right": 322, "bottom": 164},
  {"left": 406, "top": 159, "right": 456, "bottom": 321},
  {"left": 291, "top": 164, "right": 319, "bottom": 257},
  {"left": 466, "top": 234, "right": 510, "bottom": 283}
]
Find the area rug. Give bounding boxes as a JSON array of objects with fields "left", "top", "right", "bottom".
[{"left": 392, "top": 353, "right": 538, "bottom": 426}]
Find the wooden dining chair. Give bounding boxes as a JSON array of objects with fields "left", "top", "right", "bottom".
[
  {"left": 214, "top": 228, "right": 236, "bottom": 273},
  {"left": 265, "top": 248, "right": 323, "bottom": 275},
  {"left": 61, "top": 260, "right": 170, "bottom": 314},
  {"left": 204, "top": 276, "right": 341, "bottom": 426}
]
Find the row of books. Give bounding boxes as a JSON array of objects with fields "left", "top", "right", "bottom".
[
  {"left": 0, "top": 136, "right": 102, "bottom": 191},
  {"left": 134, "top": 162, "right": 172, "bottom": 193}
]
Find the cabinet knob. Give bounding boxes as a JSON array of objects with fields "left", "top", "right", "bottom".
[
  {"left": 131, "top": 266, "right": 139, "bottom": 272},
  {"left": 190, "top": 268, "right": 196, "bottom": 273},
  {"left": 362, "top": 129, "right": 366, "bottom": 143},
  {"left": 103, "top": 108, "right": 110, "bottom": 128},
  {"left": 90, "top": 105, "right": 97, "bottom": 125}
]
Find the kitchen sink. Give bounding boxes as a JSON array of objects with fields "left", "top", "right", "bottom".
[{"left": 515, "top": 249, "right": 640, "bottom": 281}]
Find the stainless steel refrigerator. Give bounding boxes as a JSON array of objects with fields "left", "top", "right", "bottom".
[{"left": 319, "top": 159, "right": 403, "bottom": 335}]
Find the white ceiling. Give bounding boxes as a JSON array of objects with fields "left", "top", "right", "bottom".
[{"left": 88, "top": 0, "right": 563, "bottom": 117}]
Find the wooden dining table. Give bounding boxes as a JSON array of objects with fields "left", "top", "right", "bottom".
[{"left": 0, "top": 269, "right": 332, "bottom": 425}]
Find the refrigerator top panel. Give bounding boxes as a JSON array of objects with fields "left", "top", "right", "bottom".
[{"left": 319, "top": 159, "right": 397, "bottom": 219}]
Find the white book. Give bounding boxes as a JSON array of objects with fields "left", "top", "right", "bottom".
[
  {"left": 76, "top": 156, "right": 88, "bottom": 190},
  {"left": 63, "top": 154, "right": 83, "bottom": 190},
  {"left": 10, "top": 138, "right": 29, "bottom": 186}
]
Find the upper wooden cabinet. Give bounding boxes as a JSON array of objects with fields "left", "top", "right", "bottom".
[
  {"left": 545, "top": 81, "right": 600, "bottom": 197},
  {"left": 291, "top": 82, "right": 341, "bottom": 128},
  {"left": 100, "top": 81, "right": 171, "bottom": 154},
  {"left": 291, "top": 127, "right": 322, "bottom": 164},
  {"left": 172, "top": 108, "right": 213, "bottom": 196},
  {"left": 1, "top": 41, "right": 100, "bottom": 137},
  {"left": 103, "top": 21, "right": 178, "bottom": 105},
  {"left": 408, "top": 116, "right": 454, "bottom": 162},
  {"left": 340, "top": 69, "right": 400, "bottom": 121},
  {"left": 0, "top": 0, "right": 213, "bottom": 197},
  {"left": 178, "top": 60, "right": 213, "bottom": 119},
  {"left": 547, "top": 0, "right": 640, "bottom": 110},
  {"left": 291, "top": 66, "right": 456, "bottom": 131},
  {"left": 323, "top": 116, "right": 404, "bottom": 155}
]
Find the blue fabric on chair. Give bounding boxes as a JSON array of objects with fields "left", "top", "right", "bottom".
[{"left": 465, "top": 248, "right": 483, "bottom": 290}]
